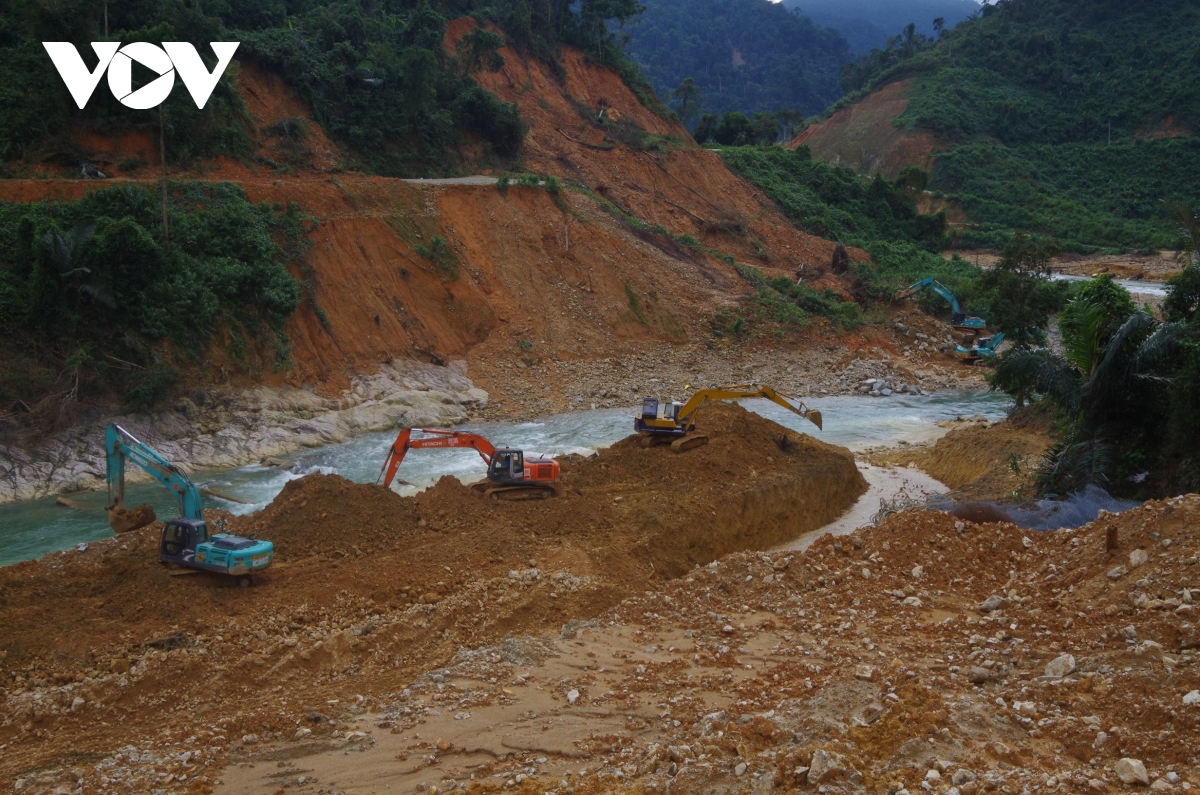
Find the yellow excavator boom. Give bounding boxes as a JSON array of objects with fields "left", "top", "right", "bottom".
[
  {"left": 677, "top": 384, "right": 822, "bottom": 430},
  {"left": 636, "top": 383, "right": 822, "bottom": 436}
]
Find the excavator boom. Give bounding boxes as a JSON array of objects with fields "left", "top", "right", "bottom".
[{"left": 379, "top": 428, "right": 496, "bottom": 489}]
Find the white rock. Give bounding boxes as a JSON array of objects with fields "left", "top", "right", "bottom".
[
  {"left": 567, "top": 689, "right": 580, "bottom": 705},
  {"left": 1183, "top": 690, "right": 1200, "bottom": 706},
  {"left": 925, "top": 769, "right": 942, "bottom": 781},
  {"left": 734, "top": 762, "right": 747, "bottom": 776},
  {"left": 1022, "top": 536, "right": 1033, "bottom": 548},
  {"left": 911, "top": 565, "right": 924, "bottom": 579},
  {"left": 902, "top": 596, "right": 923, "bottom": 608},
  {"left": 1045, "top": 653, "right": 1076, "bottom": 678},
  {"left": 1108, "top": 566, "right": 1129, "bottom": 580},
  {"left": 861, "top": 568, "right": 871, "bottom": 579},
  {"left": 1115, "top": 758, "right": 1149, "bottom": 785},
  {"left": 241, "top": 733, "right": 259, "bottom": 745},
  {"left": 1130, "top": 549, "right": 1149, "bottom": 568}
]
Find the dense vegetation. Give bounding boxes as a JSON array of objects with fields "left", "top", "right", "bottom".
[
  {"left": 0, "top": 184, "right": 304, "bottom": 437},
  {"left": 828, "top": 0, "right": 1200, "bottom": 252},
  {"left": 784, "top": 0, "right": 978, "bottom": 55},
  {"left": 994, "top": 271, "right": 1200, "bottom": 499},
  {"left": 718, "top": 146, "right": 985, "bottom": 310},
  {"left": 0, "top": 0, "right": 649, "bottom": 176},
  {"left": 626, "top": 0, "right": 847, "bottom": 124}
]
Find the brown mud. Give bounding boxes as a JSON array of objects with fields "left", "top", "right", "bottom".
[{"left": 0, "top": 404, "right": 865, "bottom": 789}]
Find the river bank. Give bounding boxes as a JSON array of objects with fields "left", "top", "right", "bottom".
[
  {"left": 0, "top": 361, "right": 487, "bottom": 505},
  {"left": 0, "top": 389, "right": 1011, "bottom": 567}
]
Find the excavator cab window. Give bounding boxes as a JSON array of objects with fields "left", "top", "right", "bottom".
[
  {"left": 490, "top": 450, "right": 524, "bottom": 483},
  {"left": 161, "top": 522, "right": 191, "bottom": 558}
]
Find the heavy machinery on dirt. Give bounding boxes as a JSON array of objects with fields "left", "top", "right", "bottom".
[
  {"left": 895, "top": 278, "right": 987, "bottom": 337},
  {"left": 105, "top": 424, "right": 274, "bottom": 578},
  {"left": 955, "top": 332, "right": 1006, "bottom": 364},
  {"left": 379, "top": 428, "right": 560, "bottom": 500},
  {"left": 636, "top": 384, "right": 822, "bottom": 451}
]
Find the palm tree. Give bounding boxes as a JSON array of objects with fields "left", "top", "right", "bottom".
[
  {"left": 993, "top": 297, "right": 1183, "bottom": 490},
  {"left": 1166, "top": 200, "right": 1198, "bottom": 269}
]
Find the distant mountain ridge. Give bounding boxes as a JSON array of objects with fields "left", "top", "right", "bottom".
[
  {"left": 785, "top": 0, "right": 981, "bottom": 54},
  {"left": 626, "top": 0, "right": 849, "bottom": 120}
]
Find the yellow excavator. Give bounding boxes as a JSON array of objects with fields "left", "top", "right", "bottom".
[{"left": 635, "top": 384, "right": 823, "bottom": 451}]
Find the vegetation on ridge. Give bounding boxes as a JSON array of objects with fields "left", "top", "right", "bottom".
[{"left": 827, "top": 0, "right": 1200, "bottom": 252}]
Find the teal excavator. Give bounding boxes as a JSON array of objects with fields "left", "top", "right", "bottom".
[
  {"left": 895, "top": 278, "right": 986, "bottom": 334},
  {"left": 105, "top": 424, "right": 274, "bottom": 577}
]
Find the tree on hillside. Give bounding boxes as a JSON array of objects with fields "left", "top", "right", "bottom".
[
  {"left": 1168, "top": 201, "right": 1199, "bottom": 269},
  {"left": 978, "top": 233, "right": 1068, "bottom": 349},
  {"left": 752, "top": 112, "right": 781, "bottom": 145},
  {"left": 776, "top": 109, "right": 805, "bottom": 140},
  {"left": 993, "top": 293, "right": 1182, "bottom": 493},
  {"left": 455, "top": 27, "right": 506, "bottom": 76},
  {"left": 670, "top": 78, "right": 704, "bottom": 125}
]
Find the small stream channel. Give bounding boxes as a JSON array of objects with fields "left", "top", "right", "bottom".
[{"left": 0, "top": 391, "right": 1012, "bottom": 567}]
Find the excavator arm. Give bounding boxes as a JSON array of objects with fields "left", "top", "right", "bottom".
[
  {"left": 675, "top": 384, "right": 822, "bottom": 431},
  {"left": 378, "top": 428, "right": 497, "bottom": 489},
  {"left": 895, "top": 278, "right": 962, "bottom": 314},
  {"left": 106, "top": 424, "right": 204, "bottom": 520}
]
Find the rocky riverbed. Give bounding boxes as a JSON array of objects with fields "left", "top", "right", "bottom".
[{"left": 0, "top": 361, "right": 487, "bottom": 504}]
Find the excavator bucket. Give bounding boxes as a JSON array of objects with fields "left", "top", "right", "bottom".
[
  {"left": 107, "top": 503, "right": 156, "bottom": 534},
  {"left": 806, "top": 409, "right": 823, "bottom": 431}
]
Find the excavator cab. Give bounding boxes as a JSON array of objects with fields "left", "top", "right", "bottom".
[
  {"left": 160, "top": 517, "right": 207, "bottom": 564},
  {"left": 488, "top": 448, "right": 525, "bottom": 485}
]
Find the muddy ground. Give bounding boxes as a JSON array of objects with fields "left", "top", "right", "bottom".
[
  {"left": 866, "top": 413, "right": 1054, "bottom": 504},
  {"left": 0, "top": 404, "right": 866, "bottom": 792}
]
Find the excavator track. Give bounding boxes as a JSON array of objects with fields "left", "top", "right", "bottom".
[
  {"left": 469, "top": 482, "right": 557, "bottom": 501},
  {"left": 669, "top": 434, "right": 709, "bottom": 452}
]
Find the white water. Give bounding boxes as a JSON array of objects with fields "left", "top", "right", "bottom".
[
  {"left": 0, "top": 390, "right": 1012, "bottom": 566},
  {"left": 1049, "top": 272, "right": 1167, "bottom": 297}
]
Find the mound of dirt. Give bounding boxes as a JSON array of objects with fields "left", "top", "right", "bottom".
[
  {"left": 869, "top": 416, "right": 1052, "bottom": 501},
  {"left": 0, "top": 403, "right": 865, "bottom": 785}
]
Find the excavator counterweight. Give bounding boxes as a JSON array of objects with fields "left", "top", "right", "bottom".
[{"left": 379, "top": 428, "right": 560, "bottom": 500}]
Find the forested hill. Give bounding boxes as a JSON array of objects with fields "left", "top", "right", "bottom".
[
  {"left": 785, "top": 0, "right": 980, "bottom": 55},
  {"left": 0, "top": 0, "right": 647, "bottom": 177},
  {"left": 625, "top": 0, "right": 849, "bottom": 121},
  {"left": 809, "top": 0, "right": 1200, "bottom": 251}
]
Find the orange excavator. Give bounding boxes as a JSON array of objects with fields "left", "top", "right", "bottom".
[{"left": 378, "top": 428, "right": 560, "bottom": 500}]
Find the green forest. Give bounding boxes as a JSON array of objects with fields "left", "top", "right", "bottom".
[
  {"left": 0, "top": 0, "right": 648, "bottom": 177},
  {"left": 626, "top": 0, "right": 847, "bottom": 123},
  {"left": 834, "top": 0, "right": 1200, "bottom": 251},
  {"left": 0, "top": 184, "right": 305, "bottom": 438},
  {"left": 783, "top": 0, "right": 978, "bottom": 55}
]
